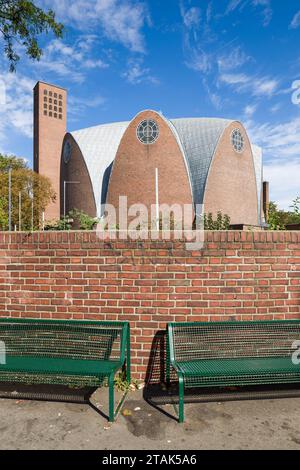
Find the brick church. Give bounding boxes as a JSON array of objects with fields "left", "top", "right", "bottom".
[{"left": 33, "top": 81, "right": 268, "bottom": 226}]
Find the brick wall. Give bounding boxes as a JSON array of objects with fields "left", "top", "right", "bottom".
[{"left": 0, "top": 231, "right": 299, "bottom": 381}]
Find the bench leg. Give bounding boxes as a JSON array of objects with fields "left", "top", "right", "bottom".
[
  {"left": 126, "top": 329, "right": 131, "bottom": 384},
  {"left": 178, "top": 372, "right": 184, "bottom": 423},
  {"left": 166, "top": 333, "right": 170, "bottom": 386},
  {"left": 109, "top": 371, "right": 115, "bottom": 422}
]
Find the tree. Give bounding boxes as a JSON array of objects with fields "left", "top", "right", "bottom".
[
  {"left": 290, "top": 197, "right": 300, "bottom": 223},
  {"left": 0, "top": 0, "right": 63, "bottom": 71},
  {"left": 267, "top": 199, "right": 300, "bottom": 230},
  {"left": 0, "top": 154, "right": 55, "bottom": 230}
]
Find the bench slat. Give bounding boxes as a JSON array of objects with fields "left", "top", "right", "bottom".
[{"left": 0, "top": 356, "right": 121, "bottom": 376}]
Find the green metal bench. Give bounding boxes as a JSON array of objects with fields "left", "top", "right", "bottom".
[
  {"left": 0, "top": 318, "right": 130, "bottom": 422},
  {"left": 167, "top": 320, "right": 300, "bottom": 422}
]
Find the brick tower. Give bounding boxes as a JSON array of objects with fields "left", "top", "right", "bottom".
[{"left": 33, "top": 81, "right": 67, "bottom": 221}]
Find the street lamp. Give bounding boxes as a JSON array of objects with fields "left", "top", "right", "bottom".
[
  {"left": 8, "top": 166, "right": 12, "bottom": 231},
  {"left": 63, "top": 180, "right": 80, "bottom": 229},
  {"left": 18, "top": 191, "right": 21, "bottom": 231}
]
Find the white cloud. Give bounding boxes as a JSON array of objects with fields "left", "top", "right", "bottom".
[
  {"left": 181, "top": 7, "right": 201, "bottom": 29},
  {"left": 290, "top": 10, "right": 300, "bottom": 29},
  {"left": 247, "top": 117, "right": 300, "bottom": 151},
  {"left": 39, "top": 0, "right": 149, "bottom": 53},
  {"left": 252, "top": 0, "right": 272, "bottom": 26},
  {"left": 225, "top": 0, "right": 272, "bottom": 26},
  {"left": 226, "top": 0, "right": 243, "bottom": 14},
  {"left": 264, "top": 161, "right": 300, "bottom": 210},
  {"left": 245, "top": 117, "right": 300, "bottom": 208},
  {"left": 0, "top": 73, "right": 34, "bottom": 141},
  {"left": 186, "top": 49, "right": 211, "bottom": 73},
  {"left": 255, "top": 78, "right": 278, "bottom": 96},
  {"left": 244, "top": 104, "right": 257, "bottom": 117},
  {"left": 220, "top": 73, "right": 279, "bottom": 97},
  {"left": 218, "top": 47, "right": 252, "bottom": 71},
  {"left": 36, "top": 36, "right": 109, "bottom": 83},
  {"left": 270, "top": 103, "right": 281, "bottom": 113},
  {"left": 68, "top": 94, "right": 106, "bottom": 122},
  {"left": 84, "top": 59, "right": 109, "bottom": 69},
  {"left": 122, "top": 59, "right": 159, "bottom": 85},
  {"left": 180, "top": 2, "right": 213, "bottom": 74}
]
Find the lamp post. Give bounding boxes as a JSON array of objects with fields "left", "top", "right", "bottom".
[
  {"left": 18, "top": 191, "right": 21, "bottom": 231},
  {"left": 155, "top": 168, "right": 159, "bottom": 231},
  {"left": 28, "top": 187, "right": 34, "bottom": 232},
  {"left": 63, "top": 180, "right": 80, "bottom": 229},
  {"left": 8, "top": 166, "right": 12, "bottom": 231},
  {"left": 31, "top": 197, "right": 34, "bottom": 232}
]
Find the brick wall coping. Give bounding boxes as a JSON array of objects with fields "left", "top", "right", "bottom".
[{"left": 0, "top": 230, "right": 300, "bottom": 245}]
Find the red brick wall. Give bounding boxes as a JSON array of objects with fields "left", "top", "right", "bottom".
[{"left": 0, "top": 231, "right": 299, "bottom": 380}]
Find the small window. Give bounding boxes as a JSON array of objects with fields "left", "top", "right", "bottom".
[
  {"left": 59, "top": 101, "right": 62, "bottom": 107},
  {"left": 49, "top": 112, "right": 52, "bottom": 117},
  {"left": 49, "top": 91, "right": 52, "bottom": 96},
  {"left": 44, "top": 90, "right": 47, "bottom": 95},
  {"left": 44, "top": 103, "right": 47, "bottom": 109},
  {"left": 231, "top": 129, "right": 244, "bottom": 153},
  {"left": 59, "top": 94, "right": 62, "bottom": 100},
  {"left": 59, "top": 107, "right": 62, "bottom": 113},
  {"left": 49, "top": 105, "right": 52, "bottom": 110},
  {"left": 44, "top": 96, "right": 47, "bottom": 102},
  {"left": 54, "top": 100, "right": 57, "bottom": 105},
  {"left": 54, "top": 93, "right": 57, "bottom": 98},
  {"left": 54, "top": 113, "right": 57, "bottom": 118},
  {"left": 49, "top": 98, "right": 52, "bottom": 103},
  {"left": 59, "top": 114, "right": 62, "bottom": 120},
  {"left": 54, "top": 106, "right": 57, "bottom": 112},
  {"left": 136, "top": 119, "right": 159, "bottom": 144}
]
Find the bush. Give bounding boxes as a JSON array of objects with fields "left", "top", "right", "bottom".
[
  {"left": 203, "top": 212, "right": 231, "bottom": 230},
  {"left": 267, "top": 198, "right": 300, "bottom": 230},
  {"left": 44, "top": 209, "right": 99, "bottom": 231}
]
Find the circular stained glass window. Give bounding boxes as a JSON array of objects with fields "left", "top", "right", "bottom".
[
  {"left": 63, "top": 140, "right": 71, "bottom": 164},
  {"left": 136, "top": 119, "right": 159, "bottom": 144},
  {"left": 231, "top": 129, "right": 244, "bottom": 153}
]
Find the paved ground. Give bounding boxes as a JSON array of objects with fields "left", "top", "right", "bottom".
[{"left": 1, "top": 385, "right": 300, "bottom": 450}]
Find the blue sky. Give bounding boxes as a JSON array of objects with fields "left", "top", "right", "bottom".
[{"left": 0, "top": 0, "right": 300, "bottom": 209}]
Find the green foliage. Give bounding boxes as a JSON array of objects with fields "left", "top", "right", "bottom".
[
  {"left": 267, "top": 199, "right": 300, "bottom": 230},
  {"left": 290, "top": 197, "right": 300, "bottom": 220},
  {"left": 0, "top": 0, "right": 64, "bottom": 71},
  {"left": 114, "top": 370, "right": 139, "bottom": 392},
  {"left": 44, "top": 216, "right": 72, "bottom": 231},
  {"left": 0, "top": 197, "right": 8, "bottom": 229},
  {"left": 0, "top": 154, "right": 55, "bottom": 231},
  {"left": 203, "top": 211, "right": 231, "bottom": 230},
  {"left": 0, "top": 154, "right": 27, "bottom": 170},
  {"left": 69, "top": 209, "right": 99, "bottom": 230},
  {"left": 267, "top": 202, "right": 286, "bottom": 230},
  {"left": 44, "top": 209, "right": 99, "bottom": 231},
  {"left": 114, "top": 371, "right": 131, "bottom": 392}
]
